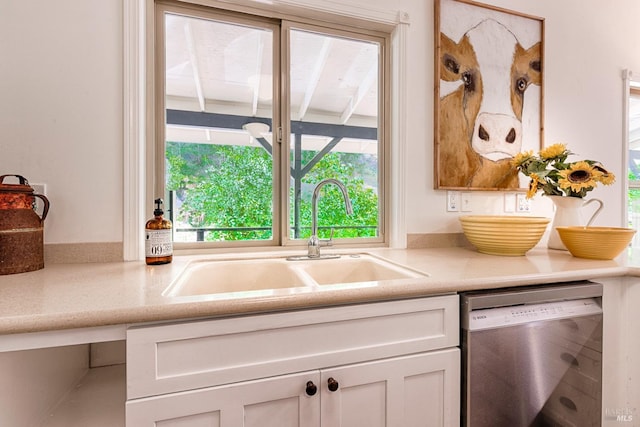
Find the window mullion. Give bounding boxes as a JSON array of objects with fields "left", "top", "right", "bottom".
[{"left": 279, "top": 21, "right": 295, "bottom": 246}]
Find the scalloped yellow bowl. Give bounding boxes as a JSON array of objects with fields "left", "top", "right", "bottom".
[
  {"left": 459, "top": 215, "right": 550, "bottom": 256},
  {"left": 556, "top": 226, "right": 636, "bottom": 260}
]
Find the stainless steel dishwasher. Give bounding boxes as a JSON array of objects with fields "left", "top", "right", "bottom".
[{"left": 461, "top": 281, "right": 603, "bottom": 427}]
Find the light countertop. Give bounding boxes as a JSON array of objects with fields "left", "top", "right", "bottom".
[{"left": 0, "top": 247, "right": 635, "bottom": 335}]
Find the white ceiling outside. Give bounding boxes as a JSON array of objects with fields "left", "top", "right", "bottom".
[
  {"left": 630, "top": 87, "right": 640, "bottom": 150},
  {"left": 163, "top": 12, "right": 380, "bottom": 154}
]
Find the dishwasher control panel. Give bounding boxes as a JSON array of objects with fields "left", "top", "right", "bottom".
[{"left": 468, "top": 297, "right": 602, "bottom": 331}]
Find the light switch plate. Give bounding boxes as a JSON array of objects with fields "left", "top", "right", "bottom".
[
  {"left": 504, "top": 193, "right": 516, "bottom": 213},
  {"left": 461, "top": 192, "right": 472, "bottom": 212}
]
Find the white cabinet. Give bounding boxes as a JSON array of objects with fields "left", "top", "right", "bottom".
[
  {"left": 126, "top": 350, "right": 459, "bottom": 426},
  {"left": 126, "top": 296, "right": 460, "bottom": 427},
  {"left": 127, "top": 370, "right": 321, "bottom": 427},
  {"left": 319, "top": 349, "right": 459, "bottom": 427}
]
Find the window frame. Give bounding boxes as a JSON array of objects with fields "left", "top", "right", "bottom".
[
  {"left": 627, "top": 81, "right": 640, "bottom": 246},
  {"left": 279, "top": 20, "right": 391, "bottom": 248},
  {"left": 155, "top": 1, "right": 283, "bottom": 249},
  {"left": 628, "top": 86, "right": 640, "bottom": 188},
  {"left": 152, "top": 0, "right": 391, "bottom": 251},
  {"left": 123, "top": 0, "right": 409, "bottom": 260}
]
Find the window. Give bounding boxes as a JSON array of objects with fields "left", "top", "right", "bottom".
[
  {"left": 628, "top": 82, "right": 640, "bottom": 245},
  {"left": 154, "top": 1, "right": 390, "bottom": 249}
]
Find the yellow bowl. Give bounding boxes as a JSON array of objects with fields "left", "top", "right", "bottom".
[
  {"left": 459, "top": 215, "right": 550, "bottom": 256},
  {"left": 556, "top": 226, "right": 636, "bottom": 260}
]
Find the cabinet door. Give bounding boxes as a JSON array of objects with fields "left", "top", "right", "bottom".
[
  {"left": 320, "top": 349, "right": 460, "bottom": 427},
  {"left": 126, "top": 370, "right": 320, "bottom": 427}
]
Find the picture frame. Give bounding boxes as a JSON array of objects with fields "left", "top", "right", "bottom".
[{"left": 434, "top": 0, "right": 544, "bottom": 190}]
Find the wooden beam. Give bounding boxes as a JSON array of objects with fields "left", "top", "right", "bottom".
[{"left": 166, "top": 110, "right": 377, "bottom": 140}]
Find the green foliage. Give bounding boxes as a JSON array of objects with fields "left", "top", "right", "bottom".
[
  {"left": 629, "top": 171, "right": 640, "bottom": 224},
  {"left": 166, "top": 142, "right": 273, "bottom": 241},
  {"left": 630, "top": 171, "right": 640, "bottom": 201},
  {"left": 292, "top": 150, "right": 378, "bottom": 239},
  {"left": 166, "top": 141, "right": 379, "bottom": 242}
]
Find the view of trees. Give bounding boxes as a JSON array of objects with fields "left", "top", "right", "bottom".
[
  {"left": 629, "top": 170, "right": 640, "bottom": 228},
  {"left": 166, "top": 141, "right": 378, "bottom": 242}
]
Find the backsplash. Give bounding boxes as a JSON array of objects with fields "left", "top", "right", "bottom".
[{"left": 44, "top": 243, "right": 123, "bottom": 264}]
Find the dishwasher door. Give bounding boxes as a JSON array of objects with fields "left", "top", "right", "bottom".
[{"left": 461, "top": 282, "right": 603, "bottom": 427}]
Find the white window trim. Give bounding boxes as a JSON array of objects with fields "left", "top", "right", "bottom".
[
  {"left": 624, "top": 69, "right": 640, "bottom": 229},
  {"left": 123, "top": 0, "right": 409, "bottom": 260}
]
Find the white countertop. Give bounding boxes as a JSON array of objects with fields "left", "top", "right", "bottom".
[{"left": 0, "top": 247, "right": 635, "bottom": 335}]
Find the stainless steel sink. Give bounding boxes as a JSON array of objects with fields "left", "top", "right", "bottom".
[{"left": 164, "top": 253, "right": 427, "bottom": 298}]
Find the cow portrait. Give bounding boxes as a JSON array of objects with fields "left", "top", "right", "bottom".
[{"left": 435, "top": 0, "right": 543, "bottom": 189}]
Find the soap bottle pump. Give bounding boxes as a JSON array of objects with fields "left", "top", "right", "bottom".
[{"left": 145, "top": 198, "right": 173, "bottom": 265}]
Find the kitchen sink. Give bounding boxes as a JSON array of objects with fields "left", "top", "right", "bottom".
[
  {"left": 292, "top": 255, "right": 426, "bottom": 285},
  {"left": 164, "top": 253, "right": 428, "bottom": 298},
  {"left": 165, "top": 258, "right": 310, "bottom": 297}
]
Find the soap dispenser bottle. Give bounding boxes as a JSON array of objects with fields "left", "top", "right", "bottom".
[{"left": 145, "top": 198, "right": 173, "bottom": 265}]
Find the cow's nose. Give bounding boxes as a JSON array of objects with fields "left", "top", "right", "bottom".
[
  {"left": 478, "top": 124, "right": 518, "bottom": 144},
  {"left": 478, "top": 125, "right": 490, "bottom": 141},
  {"left": 471, "top": 113, "right": 523, "bottom": 161}
]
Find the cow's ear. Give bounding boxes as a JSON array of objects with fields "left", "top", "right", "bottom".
[
  {"left": 525, "top": 42, "right": 542, "bottom": 86},
  {"left": 440, "top": 33, "right": 461, "bottom": 82}
]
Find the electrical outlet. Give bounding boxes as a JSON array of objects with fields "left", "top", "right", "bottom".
[
  {"left": 31, "top": 183, "right": 47, "bottom": 216},
  {"left": 461, "top": 192, "right": 472, "bottom": 212},
  {"left": 516, "top": 193, "right": 531, "bottom": 213},
  {"left": 504, "top": 193, "right": 516, "bottom": 213},
  {"left": 447, "top": 191, "right": 459, "bottom": 212}
]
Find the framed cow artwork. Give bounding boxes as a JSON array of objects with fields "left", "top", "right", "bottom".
[{"left": 434, "top": 0, "right": 544, "bottom": 190}]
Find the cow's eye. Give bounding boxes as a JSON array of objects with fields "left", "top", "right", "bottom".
[
  {"left": 443, "top": 54, "right": 460, "bottom": 74},
  {"left": 516, "top": 77, "right": 529, "bottom": 93},
  {"left": 462, "top": 72, "right": 474, "bottom": 90}
]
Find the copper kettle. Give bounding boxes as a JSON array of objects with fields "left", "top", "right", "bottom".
[{"left": 0, "top": 174, "right": 50, "bottom": 275}]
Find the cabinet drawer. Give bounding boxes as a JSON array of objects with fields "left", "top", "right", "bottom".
[
  {"left": 542, "top": 330, "right": 602, "bottom": 384},
  {"left": 127, "top": 295, "right": 458, "bottom": 399},
  {"left": 549, "top": 316, "right": 603, "bottom": 352},
  {"left": 539, "top": 379, "right": 601, "bottom": 427}
]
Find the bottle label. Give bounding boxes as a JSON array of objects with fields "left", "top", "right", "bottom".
[{"left": 145, "top": 229, "right": 173, "bottom": 257}]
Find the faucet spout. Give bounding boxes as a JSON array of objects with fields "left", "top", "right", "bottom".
[{"left": 308, "top": 179, "right": 353, "bottom": 258}]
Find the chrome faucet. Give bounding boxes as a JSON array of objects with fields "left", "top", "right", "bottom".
[{"left": 307, "top": 179, "right": 353, "bottom": 258}]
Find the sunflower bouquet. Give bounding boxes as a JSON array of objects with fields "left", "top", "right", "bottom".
[{"left": 511, "top": 143, "right": 615, "bottom": 199}]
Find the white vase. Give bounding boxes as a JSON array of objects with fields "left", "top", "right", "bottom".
[{"left": 547, "top": 195, "right": 604, "bottom": 250}]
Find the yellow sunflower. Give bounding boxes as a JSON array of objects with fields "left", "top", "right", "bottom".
[
  {"left": 539, "top": 143, "right": 567, "bottom": 160},
  {"left": 511, "top": 150, "right": 534, "bottom": 168},
  {"left": 593, "top": 164, "right": 616, "bottom": 185},
  {"left": 599, "top": 172, "right": 615, "bottom": 185},
  {"left": 526, "top": 173, "right": 542, "bottom": 199},
  {"left": 558, "top": 161, "right": 602, "bottom": 192}
]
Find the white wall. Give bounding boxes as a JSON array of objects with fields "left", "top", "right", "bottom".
[
  {"left": 0, "top": 345, "right": 89, "bottom": 426},
  {"left": 0, "top": 0, "right": 123, "bottom": 244},
  {"left": 404, "top": 0, "right": 640, "bottom": 234},
  {"left": 2, "top": 0, "right": 639, "bottom": 245}
]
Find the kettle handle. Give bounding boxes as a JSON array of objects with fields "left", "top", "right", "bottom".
[
  {"left": 0, "top": 174, "right": 29, "bottom": 185},
  {"left": 33, "top": 194, "right": 50, "bottom": 222}
]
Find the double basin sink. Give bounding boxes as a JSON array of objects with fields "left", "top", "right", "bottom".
[{"left": 164, "top": 253, "right": 428, "bottom": 298}]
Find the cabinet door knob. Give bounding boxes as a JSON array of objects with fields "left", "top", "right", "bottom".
[
  {"left": 305, "top": 381, "right": 317, "bottom": 396},
  {"left": 328, "top": 377, "right": 339, "bottom": 392},
  {"left": 560, "top": 352, "right": 580, "bottom": 367}
]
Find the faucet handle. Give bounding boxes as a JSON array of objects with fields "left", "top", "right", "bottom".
[{"left": 319, "top": 228, "right": 334, "bottom": 247}]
